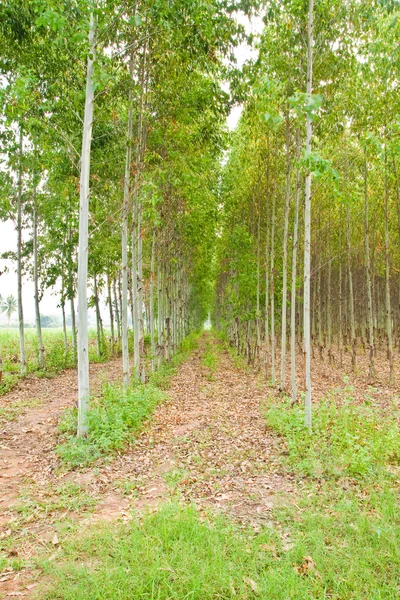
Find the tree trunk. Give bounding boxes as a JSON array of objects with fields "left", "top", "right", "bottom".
[
  {"left": 17, "top": 126, "right": 26, "bottom": 376},
  {"left": 93, "top": 273, "right": 103, "bottom": 359},
  {"left": 364, "top": 151, "right": 375, "bottom": 379},
  {"left": 77, "top": 12, "right": 96, "bottom": 437},
  {"left": 290, "top": 145, "right": 301, "bottom": 404},
  {"left": 346, "top": 205, "right": 356, "bottom": 370},
  {"left": 280, "top": 115, "right": 291, "bottom": 391},
  {"left": 33, "top": 183, "right": 44, "bottom": 369},
  {"left": 384, "top": 143, "right": 394, "bottom": 383},
  {"left": 121, "top": 54, "right": 134, "bottom": 388},
  {"left": 107, "top": 272, "right": 115, "bottom": 356},
  {"left": 270, "top": 183, "right": 276, "bottom": 386},
  {"left": 150, "top": 229, "right": 156, "bottom": 372},
  {"left": 303, "top": 0, "right": 314, "bottom": 430}
]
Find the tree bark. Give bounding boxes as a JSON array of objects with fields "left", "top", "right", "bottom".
[
  {"left": 17, "top": 125, "right": 26, "bottom": 376},
  {"left": 33, "top": 184, "right": 44, "bottom": 369},
  {"left": 77, "top": 12, "right": 96, "bottom": 437},
  {"left": 280, "top": 114, "right": 291, "bottom": 391},
  {"left": 303, "top": 0, "right": 314, "bottom": 430}
]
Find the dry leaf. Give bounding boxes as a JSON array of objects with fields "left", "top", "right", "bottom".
[
  {"left": 52, "top": 533, "right": 59, "bottom": 546},
  {"left": 243, "top": 576, "right": 259, "bottom": 595}
]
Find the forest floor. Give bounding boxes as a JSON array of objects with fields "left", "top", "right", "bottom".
[{"left": 0, "top": 334, "right": 399, "bottom": 599}]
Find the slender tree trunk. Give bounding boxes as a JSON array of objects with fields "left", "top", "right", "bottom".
[
  {"left": 364, "top": 151, "right": 375, "bottom": 379},
  {"left": 33, "top": 185, "right": 44, "bottom": 369},
  {"left": 107, "top": 272, "right": 115, "bottom": 356},
  {"left": 150, "top": 228, "right": 156, "bottom": 372},
  {"left": 77, "top": 12, "right": 96, "bottom": 437},
  {"left": 280, "top": 114, "right": 291, "bottom": 391},
  {"left": 70, "top": 295, "right": 77, "bottom": 359},
  {"left": 61, "top": 288, "right": 68, "bottom": 353},
  {"left": 346, "top": 205, "right": 356, "bottom": 370},
  {"left": 121, "top": 54, "right": 134, "bottom": 388},
  {"left": 132, "top": 218, "right": 139, "bottom": 380},
  {"left": 256, "top": 211, "right": 261, "bottom": 369},
  {"left": 113, "top": 277, "right": 121, "bottom": 339},
  {"left": 384, "top": 143, "right": 394, "bottom": 383},
  {"left": 270, "top": 184, "right": 276, "bottom": 385},
  {"left": 290, "top": 147, "right": 301, "bottom": 404},
  {"left": 93, "top": 273, "right": 102, "bottom": 359},
  {"left": 303, "top": 0, "right": 314, "bottom": 430},
  {"left": 17, "top": 126, "right": 26, "bottom": 376}
]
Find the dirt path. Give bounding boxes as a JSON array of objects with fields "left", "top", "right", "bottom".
[
  {"left": 0, "top": 360, "right": 122, "bottom": 518},
  {"left": 0, "top": 337, "right": 295, "bottom": 597},
  {"left": 93, "top": 339, "right": 294, "bottom": 528}
]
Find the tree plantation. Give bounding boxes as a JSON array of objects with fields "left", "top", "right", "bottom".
[{"left": 0, "top": 1, "right": 400, "bottom": 599}]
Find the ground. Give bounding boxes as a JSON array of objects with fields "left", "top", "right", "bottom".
[{"left": 0, "top": 334, "right": 399, "bottom": 598}]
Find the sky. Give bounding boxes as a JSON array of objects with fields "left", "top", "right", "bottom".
[{"left": 0, "top": 12, "right": 264, "bottom": 326}]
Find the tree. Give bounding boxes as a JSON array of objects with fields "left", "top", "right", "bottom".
[{"left": 0, "top": 294, "right": 17, "bottom": 326}]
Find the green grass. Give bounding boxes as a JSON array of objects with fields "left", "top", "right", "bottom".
[
  {"left": 56, "top": 383, "right": 165, "bottom": 468},
  {"left": 56, "top": 333, "right": 200, "bottom": 468},
  {"left": 36, "top": 494, "right": 400, "bottom": 599},
  {"left": 201, "top": 337, "right": 218, "bottom": 380},
  {"left": 0, "top": 328, "right": 111, "bottom": 395},
  {"left": 0, "top": 395, "right": 42, "bottom": 423},
  {"left": 266, "top": 396, "right": 400, "bottom": 481}
]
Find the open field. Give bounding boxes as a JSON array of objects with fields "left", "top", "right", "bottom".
[{"left": 0, "top": 329, "right": 115, "bottom": 396}]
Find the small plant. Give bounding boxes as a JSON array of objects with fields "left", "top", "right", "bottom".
[
  {"left": 57, "top": 333, "right": 200, "bottom": 467},
  {"left": 266, "top": 397, "right": 400, "bottom": 481},
  {"left": 57, "top": 383, "right": 165, "bottom": 467}
]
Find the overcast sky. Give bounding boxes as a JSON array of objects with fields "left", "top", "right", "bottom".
[{"left": 0, "top": 12, "right": 263, "bottom": 325}]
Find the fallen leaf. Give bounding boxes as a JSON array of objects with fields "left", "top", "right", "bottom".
[
  {"left": 243, "top": 576, "right": 259, "bottom": 595},
  {"left": 52, "top": 533, "right": 59, "bottom": 546}
]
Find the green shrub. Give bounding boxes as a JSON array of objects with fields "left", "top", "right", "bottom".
[
  {"left": 57, "top": 383, "right": 165, "bottom": 467},
  {"left": 266, "top": 397, "right": 400, "bottom": 480}
]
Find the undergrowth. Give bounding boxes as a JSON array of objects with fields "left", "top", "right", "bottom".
[
  {"left": 36, "top": 496, "right": 400, "bottom": 600},
  {"left": 266, "top": 397, "right": 400, "bottom": 481},
  {"left": 0, "top": 329, "right": 112, "bottom": 396},
  {"left": 56, "top": 333, "right": 199, "bottom": 467},
  {"left": 201, "top": 336, "right": 219, "bottom": 379}
]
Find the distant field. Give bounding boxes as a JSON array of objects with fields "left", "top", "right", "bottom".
[{"left": 0, "top": 328, "right": 113, "bottom": 395}]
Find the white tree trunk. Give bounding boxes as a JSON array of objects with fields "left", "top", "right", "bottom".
[
  {"left": 77, "top": 12, "right": 96, "bottom": 437},
  {"left": 33, "top": 187, "right": 44, "bottom": 369},
  {"left": 122, "top": 55, "right": 134, "bottom": 389},
  {"left": 280, "top": 115, "right": 291, "bottom": 391},
  {"left": 17, "top": 126, "right": 26, "bottom": 376},
  {"left": 150, "top": 229, "right": 156, "bottom": 372},
  {"left": 364, "top": 152, "right": 375, "bottom": 379},
  {"left": 303, "top": 0, "right": 314, "bottom": 430},
  {"left": 290, "top": 151, "right": 301, "bottom": 404}
]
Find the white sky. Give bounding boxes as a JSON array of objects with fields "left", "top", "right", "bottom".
[{"left": 0, "top": 12, "right": 263, "bottom": 325}]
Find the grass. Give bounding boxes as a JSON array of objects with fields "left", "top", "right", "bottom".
[
  {"left": 56, "top": 333, "right": 200, "bottom": 468},
  {"left": 35, "top": 493, "right": 400, "bottom": 599},
  {"left": 35, "top": 503, "right": 322, "bottom": 600},
  {"left": 266, "top": 396, "right": 400, "bottom": 480},
  {"left": 201, "top": 337, "right": 219, "bottom": 380},
  {"left": 0, "top": 395, "right": 42, "bottom": 423},
  {"left": 14, "top": 482, "right": 97, "bottom": 521},
  {"left": 0, "top": 328, "right": 111, "bottom": 395}
]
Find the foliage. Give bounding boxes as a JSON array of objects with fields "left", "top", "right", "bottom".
[
  {"left": 266, "top": 397, "right": 400, "bottom": 480},
  {"left": 57, "top": 333, "right": 199, "bottom": 466},
  {"left": 57, "top": 383, "right": 165, "bottom": 467},
  {"left": 0, "top": 328, "right": 105, "bottom": 395}
]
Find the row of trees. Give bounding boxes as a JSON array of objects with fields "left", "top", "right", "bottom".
[
  {"left": 0, "top": 0, "right": 250, "bottom": 431},
  {"left": 214, "top": 0, "right": 400, "bottom": 427}
]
